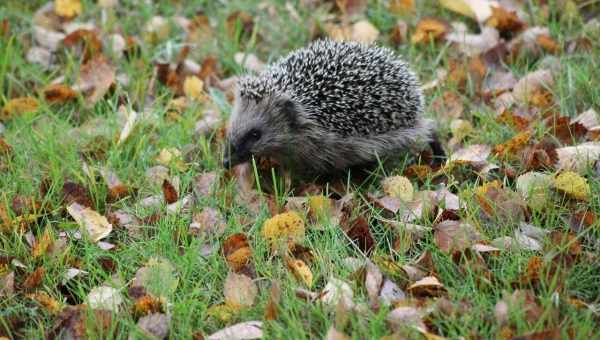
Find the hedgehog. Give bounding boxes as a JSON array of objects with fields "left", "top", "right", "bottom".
[{"left": 223, "top": 39, "right": 444, "bottom": 176}]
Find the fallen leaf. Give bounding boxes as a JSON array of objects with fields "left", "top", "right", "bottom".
[
  {"left": 434, "top": 220, "right": 482, "bottom": 253},
  {"left": 222, "top": 233, "right": 252, "bottom": 272},
  {"left": 206, "top": 321, "right": 263, "bottom": 340},
  {"left": 87, "top": 286, "right": 122, "bottom": 312},
  {"left": 350, "top": 20, "right": 379, "bottom": 44},
  {"left": 556, "top": 142, "right": 600, "bottom": 174},
  {"left": 133, "top": 295, "right": 164, "bottom": 317},
  {"left": 264, "top": 280, "right": 281, "bottom": 321},
  {"left": 411, "top": 17, "right": 448, "bottom": 45},
  {"left": 183, "top": 75, "right": 207, "bottom": 101},
  {"left": 262, "top": 211, "right": 305, "bottom": 247},
  {"left": 143, "top": 16, "right": 170, "bottom": 43},
  {"left": 23, "top": 266, "right": 46, "bottom": 290},
  {"left": 161, "top": 179, "right": 179, "bottom": 204},
  {"left": 117, "top": 105, "right": 138, "bottom": 145},
  {"left": 407, "top": 276, "right": 446, "bottom": 297},
  {"left": 133, "top": 257, "right": 179, "bottom": 298},
  {"left": 286, "top": 258, "right": 313, "bottom": 287},
  {"left": 449, "top": 144, "right": 491, "bottom": 166},
  {"left": 224, "top": 271, "right": 257, "bottom": 309},
  {"left": 54, "top": 0, "right": 82, "bottom": 19},
  {"left": 1, "top": 272, "right": 15, "bottom": 297},
  {"left": 365, "top": 260, "right": 383, "bottom": 308},
  {"left": 27, "top": 291, "right": 62, "bottom": 314},
  {"left": 193, "top": 172, "right": 218, "bottom": 197},
  {"left": 382, "top": 176, "right": 414, "bottom": 202},
  {"left": 320, "top": 277, "right": 354, "bottom": 308},
  {"left": 1, "top": 97, "right": 39, "bottom": 121},
  {"left": 62, "top": 181, "right": 93, "bottom": 207},
  {"left": 439, "top": 0, "right": 492, "bottom": 22},
  {"left": 75, "top": 56, "right": 116, "bottom": 105},
  {"left": 32, "top": 228, "right": 54, "bottom": 258},
  {"left": 446, "top": 26, "right": 500, "bottom": 56},
  {"left": 494, "top": 290, "right": 543, "bottom": 325},
  {"left": 389, "top": 0, "right": 415, "bottom": 15},
  {"left": 190, "top": 207, "right": 226, "bottom": 239},
  {"left": 137, "top": 313, "right": 170, "bottom": 339},
  {"left": 553, "top": 171, "right": 590, "bottom": 201},
  {"left": 386, "top": 306, "right": 426, "bottom": 333},
  {"left": 47, "top": 305, "right": 112, "bottom": 340},
  {"left": 67, "top": 203, "right": 112, "bottom": 242},
  {"left": 515, "top": 172, "right": 552, "bottom": 211},
  {"left": 512, "top": 69, "right": 554, "bottom": 104},
  {"left": 100, "top": 167, "right": 130, "bottom": 201},
  {"left": 335, "top": 0, "right": 368, "bottom": 17},
  {"left": 379, "top": 279, "right": 406, "bottom": 306},
  {"left": 43, "top": 84, "right": 78, "bottom": 103},
  {"left": 537, "top": 34, "right": 560, "bottom": 54},
  {"left": 345, "top": 216, "right": 375, "bottom": 254},
  {"left": 485, "top": 5, "right": 525, "bottom": 34}
]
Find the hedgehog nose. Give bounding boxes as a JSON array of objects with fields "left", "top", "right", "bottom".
[{"left": 223, "top": 156, "right": 231, "bottom": 169}]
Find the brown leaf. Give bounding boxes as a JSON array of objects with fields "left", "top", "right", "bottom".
[
  {"left": 386, "top": 306, "right": 426, "bottom": 333},
  {"left": 23, "top": 266, "right": 46, "bottom": 290},
  {"left": 62, "top": 29, "right": 103, "bottom": 62},
  {"left": 406, "top": 276, "right": 446, "bottom": 297},
  {"left": 536, "top": 34, "right": 560, "bottom": 54},
  {"left": 27, "top": 291, "right": 62, "bottom": 314},
  {"left": 365, "top": 260, "right": 383, "bottom": 308},
  {"left": 494, "top": 290, "right": 543, "bottom": 325},
  {"left": 434, "top": 220, "right": 482, "bottom": 254},
  {"left": 513, "top": 328, "right": 561, "bottom": 340},
  {"left": 264, "top": 280, "right": 281, "bottom": 321},
  {"left": 222, "top": 233, "right": 252, "bottom": 272},
  {"left": 548, "top": 116, "right": 586, "bottom": 145},
  {"left": 133, "top": 294, "right": 164, "bottom": 317},
  {"left": 430, "top": 91, "right": 464, "bottom": 124},
  {"left": 335, "top": 0, "right": 368, "bottom": 17},
  {"left": 47, "top": 305, "right": 112, "bottom": 340},
  {"left": 225, "top": 11, "right": 255, "bottom": 41},
  {"left": 161, "top": 179, "right": 179, "bottom": 204},
  {"left": 43, "top": 84, "right": 78, "bottom": 103},
  {"left": 75, "top": 55, "right": 116, "bottom": 105},
  {"left": 346, "top": 217, "right": 375, "bottom": 254},
  {"left": 62, "top": 181, "right": 93, "bottom": 208},
  {"left": 190, "top": 207, "right": 226, "bottom": 239},
  {"left": 389, "top": 0, "right": 415, "bottom": 15},
  {"left": 411, "top": 17, "right": 448, "bottom": 45},
  {"left": 1, "top": 271, "right": 15, "bottom": 297},
  {"left": 485, "top": 6, "right": 525, "bottom": 34}
]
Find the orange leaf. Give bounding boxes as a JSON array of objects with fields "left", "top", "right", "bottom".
[
  {"left": 43, "top": 84, "right": 78, "bottom": 103},
  {"left": 411, "top": 18, "right": 448, "bottom": 45}
]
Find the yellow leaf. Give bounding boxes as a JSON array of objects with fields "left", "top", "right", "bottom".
[
  {"left": 183, "top": 76, "right": 206, "bottom": 101},
  {"left": 439, "top": 0, "right": 492, "bottom": 22},
  {"left": 389, "top": 0, "right": 415, "bottom": 15},
  {"left": 382, "top": 176, "right": 414, "bottom": 202},
  {"left": 54, "top": 0, "right": 83, "bottom": 18},
  {"left": 66, "top": 203, "right": 113, "bottom": 242},
  {"left": 262, "top": 211, "right": 305, "bottom": 245},
  {"left": 1, "top": 97, "right": 39, "bottom": 121},
  {"left": 207, "top": 303, "right": 236, "bottom": 322},
  {"left": 27, "top": 292, "right": 62, "bottom": 314},
  {"left": 553, "top": 171, "right": 590, "bottom": 201},
  {"left": 286, "top": 258, "right": 313, "bottom": 287},
  {"left": 32, "top": 228, "right": 54, "bottom": 258},
  {"left": 224, "top": 272, "right": 257, "bottom": 309}
]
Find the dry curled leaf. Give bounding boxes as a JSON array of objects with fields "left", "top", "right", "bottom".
[
  {"left": 286, "top": 257, "right": 313, "bottom": 287},
  {"left": 222, "top": 233, "right": 252, "bottom": 272},
  {"left": 75, "top": 56, "right": 116, "bottom": 105},
  {"left": 407, "top": 276, "right": 446, "bottom": 297},
  {"left": 43, "top": 84, "right": 78, "bottom": 103},
  {"left": 411, "top": 18, "right": 448, "bottom": 45},
  {"left": 66, "top": 203, "right": 112, "bottom": 243}
]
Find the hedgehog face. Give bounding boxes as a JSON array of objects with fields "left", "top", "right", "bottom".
[{"left": 224, "top": 91, "right": 300, "bottom": 168}]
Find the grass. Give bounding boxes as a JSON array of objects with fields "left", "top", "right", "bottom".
[{"left": 1, "top": 0, "right": 600, "bottom": 339}]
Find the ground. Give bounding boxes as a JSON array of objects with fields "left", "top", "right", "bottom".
[{"left": 1, "top": 0, "right": 600, "bottom": 339}]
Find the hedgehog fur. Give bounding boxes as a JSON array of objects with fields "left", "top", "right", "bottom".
[{"left": 224, "top": 39, "right": 440, "bottom": 175}]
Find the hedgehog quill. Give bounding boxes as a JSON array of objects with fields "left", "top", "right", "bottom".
[{"left": 224, "top": 40, "right": 444, "bottom": 175}]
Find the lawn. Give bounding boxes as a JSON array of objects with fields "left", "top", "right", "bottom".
[{"left": 1, "top": 0, "right": 600, "bottom": 339}]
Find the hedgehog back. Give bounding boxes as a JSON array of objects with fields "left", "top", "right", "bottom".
[{"left": 258, "top": 40, "right": 424, "bottom": 136}]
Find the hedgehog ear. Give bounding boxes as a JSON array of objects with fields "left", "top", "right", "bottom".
[{"left": 277, "top": 98, "right": 299, "bottom": 129}]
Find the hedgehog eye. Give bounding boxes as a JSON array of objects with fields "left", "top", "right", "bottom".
[{"left": 249, "top": 129, "right": 261, "bottom": 140}]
